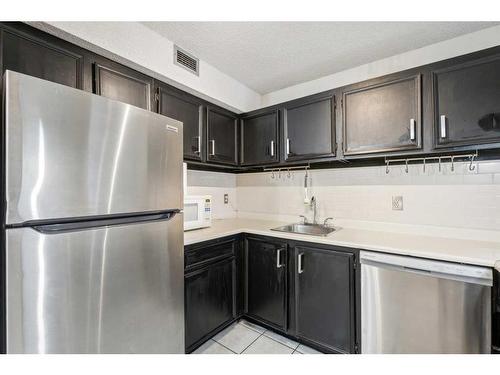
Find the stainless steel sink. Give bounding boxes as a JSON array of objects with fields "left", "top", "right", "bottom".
[{"left": 271, "top": 223, "right": 336, "bottom": 237}]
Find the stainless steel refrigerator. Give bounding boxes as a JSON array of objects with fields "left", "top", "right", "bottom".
[{"left": 1, "top": 70, "right": 184, "bottom": 353}]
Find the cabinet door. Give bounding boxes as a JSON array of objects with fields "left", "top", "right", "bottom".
[
  {"left": 244, "top": 237, "right": 287, "bottom": 331},
  {"left": 157, "top": 84, "right": 203, "bottom": 161},
  {"left": 93, "top": 62, "right": 153, "bottom": 110},
  {"left": 206, "top": 107, "right": 238, "bottom": 165},
  {"left": 1, "top": 27, "right": 83, "bottom": 88},
  {"left": 283, "top": 95, "right": 335, "bottom": 161},
  {"left": 185, "top": 257, "right": 235, "bottom": 351},
  {"left": 433, "top": 54, "right": 500, "bottom": 148},
  {"left": 294, "top": 245, "right": 355, "bottom": 353},
  {"left": 343, "top": 75, "right": 421, "bottom": 155},
  {"left": 241, "top": 110, "right": 279, "bottom": 166}
]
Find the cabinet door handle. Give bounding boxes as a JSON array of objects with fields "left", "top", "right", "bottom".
[
  {"left": 194, "top": 136, "right": 201, "bottom": 154},
  {"left": 210, "top": 140, "right": 215, "bottom": 156},
  {"left": 270, "top": 140, "right": 275, "bottom": 157},
  {"left": 409, "top": 118, "right": 416, "bottom": 141},
  {"left": 440, "top": 115, "right": 447, "bottom": 139},
  {"left": 298, "top": 253, "right": 304, "bottom": 274},
  {"left": 276, "top": 248, "right": 284, "bottom": 268},
  {"left": 286, "top": 138, "right": 290, "bottom": 155}
]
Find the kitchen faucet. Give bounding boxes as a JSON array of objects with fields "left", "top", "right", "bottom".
[
  {"left": 310, "top": 196, "right": 317, "bottom": 224},
  {"left": 299, "top": 196, "right": 318, "bottom": 224}
]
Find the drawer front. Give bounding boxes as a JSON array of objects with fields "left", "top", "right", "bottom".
[{"left": 185, "top": 238, "right": 236, "bottom": 270}]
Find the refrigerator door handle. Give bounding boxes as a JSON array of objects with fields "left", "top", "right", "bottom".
[{"left": 29, "top": 210, "right": 181, "bottom": 234}]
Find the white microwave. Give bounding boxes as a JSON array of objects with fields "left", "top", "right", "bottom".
[{"left": 184, "top": 195, "right": 212, "bottom": 231}]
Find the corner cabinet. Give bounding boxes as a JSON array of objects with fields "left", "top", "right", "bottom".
[
  {"left": 432, "top": 53, "right": 500, "bottom": 149},
  {"left": 244, "top": 236, "right": 288, "bottom": 331},
  {"left": 206, "top": 107, "right": 239, "bottom": 166},
  {"left": 342, "top": 75, "right": 422, "bottom": 156},
  {"left": 283, "top": 95, "right": 336, "bottom": 162},
  {"left": 92, "top": 59, "right": 153, "bottom": 110},
  {"left": 156, "top": 83, "right": 204, "bottom": 161},
  {"left": 240, "top": 110, "right": 279, "bottom": 166},
  {"left": 293, "top": 244, "right": 357, "bottom": 353}
]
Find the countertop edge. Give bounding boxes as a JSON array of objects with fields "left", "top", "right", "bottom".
[{"left": 184, "top": 224, "right": 500, "bottom": 268}]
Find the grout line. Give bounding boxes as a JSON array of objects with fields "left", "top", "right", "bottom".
[
  {"left": 213, "top": 340, "right": 237, "bottom": 354},
  {"left": 240, "top": 331, "right": 265, "bottom": 354}
]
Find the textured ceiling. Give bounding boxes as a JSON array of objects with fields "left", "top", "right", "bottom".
[{"left": 142, "top": 22, "right": 499, "bottom": 94}]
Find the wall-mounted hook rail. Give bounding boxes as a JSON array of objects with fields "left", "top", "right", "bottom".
[
  {"left": 264, "top": 164, "right": 310, "bottom": 179},
  {"left": 384, "top": 151, "right": 478, "bottom": 174}
]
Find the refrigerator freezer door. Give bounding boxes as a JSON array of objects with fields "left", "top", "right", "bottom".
[
  {"left": 6, "top": 214, "right": 184, "bottom": 353},
  {"left": 4, "top": 71, "right": 183, "bottom": 224}
]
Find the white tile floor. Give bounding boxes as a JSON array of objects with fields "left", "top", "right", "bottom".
[{"left": 192, "top": 319, "right": 323, "bottom": 354}]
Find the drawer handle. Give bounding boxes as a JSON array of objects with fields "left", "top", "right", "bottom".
[
  {"left": 298, "top": 253, "right": 304, "bottom": 274},
  {"left": 210, "top": 140, "right": 216, "bottom": 156},
  {"left": 286, "top": 138, "right": 290, "bottom": 155},
  {"left": 194, "top": 136, "right": 201, "bottom": 154},
  {"left": 409, "top": 118, "right": 416, "bottom": 141},
  {"left": 270, "top": 140, "right": 275, "bottom": 157},
  {"left": 440, "top": 115, "right": 447, "bottom": 139},
  {"left": 276, "top": 248, "right": 285, "bottom": 268}
]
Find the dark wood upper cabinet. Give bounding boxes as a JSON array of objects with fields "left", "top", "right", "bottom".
[
  {"left": 1, "top": 27, "right": 83, "bottom": 89},
  {"left": 433, "top": 54, "right": 500, "bottom": 149},
  {"left": 283, "top": 95, "right": 335, "bottom": 162},
  {"left": 342, "top": 75, "right": 422, "bottom": 156},
  {"left": 244, "top": 237, "right": 287, "bottom": 331},
  {"left": 157, "top": 83, "right": 204, "bottom": 161},
  {"left": 93, "top": 62, "right": 153, "bottom": 110},
  {"left": 294, "top": 245, "right": 356, "bottom": 353},
  {"left": 206, "top": 107, "right": 238, "bottom": 166},
  {"left": 240, "top": 110, "right": 279, "bottom": 166}
]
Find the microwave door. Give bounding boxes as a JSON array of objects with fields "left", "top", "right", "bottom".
[{"left": 184, "top": 200, "right": 201, "bottom": 231}]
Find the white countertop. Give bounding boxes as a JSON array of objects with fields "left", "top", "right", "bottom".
[{"left": 184, "top": 218, "right": 500, "bottom": 268}]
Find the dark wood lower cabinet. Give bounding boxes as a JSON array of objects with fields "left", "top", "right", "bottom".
[
  {"left": 244, "top": 237, "right": 288, "bottom": 331},
  {"left": 185, "top": 235, "right": 359, "bottom": 354},
  {"left": 293, "top": 245, "right": 356, "bottom": 353},
  {"left": 184, "top": 237, "right": 238, "bottom": 352},
  {"left": 185, "top": 257, "right": 236, "bottom": 352}
]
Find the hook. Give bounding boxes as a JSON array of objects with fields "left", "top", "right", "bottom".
[
  {"left": 385, "top": 161, "right": 390, "bottom": 174},
  {"left": 451, "top": 156, "right": 455, "bottom": 172},
  {"left": 405, "top": 159, "right": 409, "bottom": 174},
  {"left": 278, "top": 169, "right": 282, "bottom": 179},
  {"left": 271, "top": 170, "right": 275, "bottom": 179},
  {"left": 469, "top": 154, "right": 476, "bottom": 171},
  {"left": 287, "top": 168, "right": 291, "bottom": 178},
  {"left": 423, "top": 158, "right": 426, "bottom": 173},
  {"left": 438, "top": 157, "right": 442, "bottom": 172}
]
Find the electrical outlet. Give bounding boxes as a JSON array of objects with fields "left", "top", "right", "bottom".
[
  {"left": 224, "top": 194, "right": 229, "bottom": 204},
  {"left": 392, "top": 196, "right": 403, "bottom": 211}
]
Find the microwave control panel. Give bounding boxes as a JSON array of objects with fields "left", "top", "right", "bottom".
[{"left": 203, "top": 199, "right": 212, "bottom": 221}]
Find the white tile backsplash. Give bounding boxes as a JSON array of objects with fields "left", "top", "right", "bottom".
[{"left": 188, "top": 161, "right": 500, "bottom": 233}]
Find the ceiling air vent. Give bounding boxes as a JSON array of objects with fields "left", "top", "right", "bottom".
[{"left": 174, "top": 46, "right": 199, "bottom": 75}]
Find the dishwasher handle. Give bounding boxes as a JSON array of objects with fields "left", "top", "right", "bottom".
[{"left": 360, "top": 251, "right": 493, "bottom": 287}]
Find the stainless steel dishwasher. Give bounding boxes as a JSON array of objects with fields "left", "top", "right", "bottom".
[{"left": 361, "top": 251, "right": 492, "bottom": 354}]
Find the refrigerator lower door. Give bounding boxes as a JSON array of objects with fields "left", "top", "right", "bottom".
[{"left": 6, "top": 214, "right": 184, "bottom": 354}]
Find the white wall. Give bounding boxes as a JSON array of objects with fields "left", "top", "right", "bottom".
[
  {"left": 186, "top": 169, "right": 237, "bottom": 219},
  {"left": 28, "top": 23, "right": 500, "bottom": 113},
  {"left": 189, "top": 160, "right": 500, "bottom": 240},
  {"left": 28, "top": 21, "right": 261, "bottom": 113},
  {"left": 261, "top": 25, "right": 500, "bottom": 107}
]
